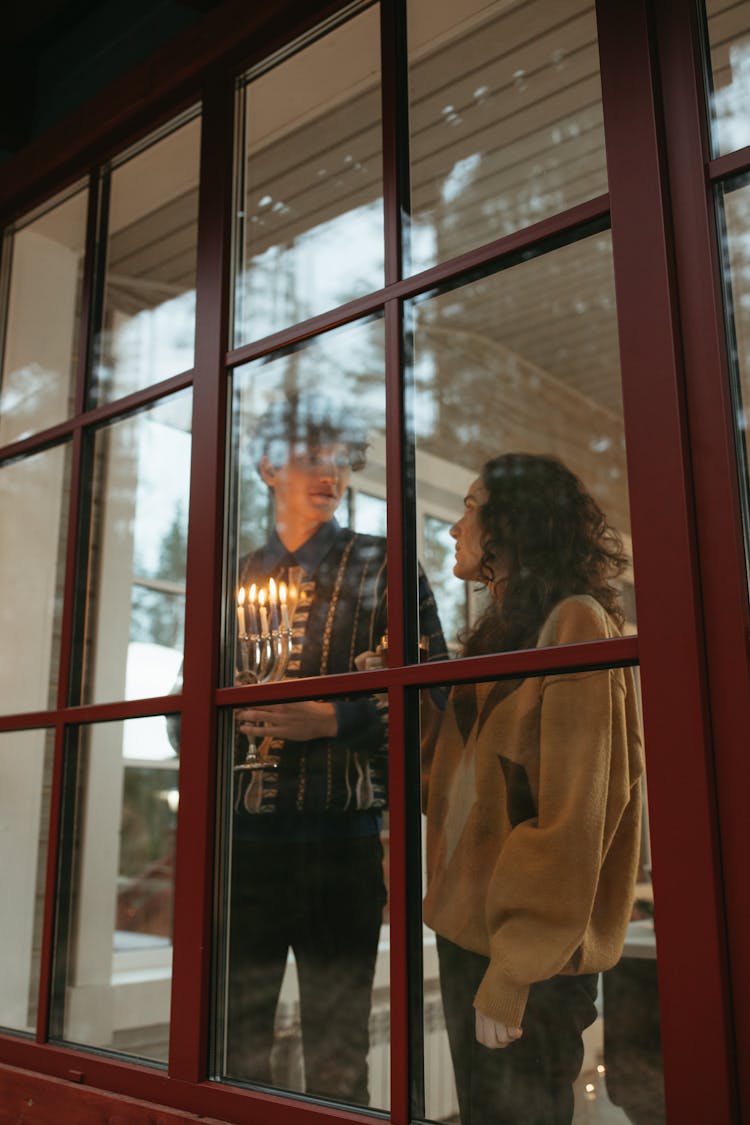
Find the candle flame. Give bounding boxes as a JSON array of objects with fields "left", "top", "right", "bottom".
[
  {"left": 237, "top": 586, "right": 246, "bottom": 607},
  {"left": 258, "top": 587, "right": 267, "bottom": 607},
  {"left": 249, "top": 583, "right": 257, "bottom": 603},
  {"left": 289, "top": 584, "right": 297, "bottom": 602},
  {"left": 279, "top": 582, "right": 287, "bottom": 604},
  {"left": 269, "top": 577, "right": 277, "bottom": 603}
]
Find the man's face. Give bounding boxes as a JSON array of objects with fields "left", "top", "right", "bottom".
[{"left": 261, "top": 442, "right": 352, "bottom": 532}]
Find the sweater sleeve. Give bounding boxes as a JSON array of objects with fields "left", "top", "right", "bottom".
[{"left": 473, "top": 664, "right": 633, "bottom": 1027}]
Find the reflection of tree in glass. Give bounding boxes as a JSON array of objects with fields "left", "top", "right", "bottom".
[
  {"left": 130, "top": 504, "right": 187, "bottom": 649},
  {"left": 423, "top": 515, "right": 466, "bottom": 652}
]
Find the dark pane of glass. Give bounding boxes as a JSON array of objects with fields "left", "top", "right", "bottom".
[
  {"left": 416, "top": 667, "right": 663, "bottom": 1122},
  {"left": 214, "top": 693, "right": 390, "bottom": 1109}
]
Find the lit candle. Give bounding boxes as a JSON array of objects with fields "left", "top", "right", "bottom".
[
  {"left": 247, "top": 583, "right": 259, "bottom": 636},
  {"left": 279, "top": 581, "right": 290, "bottom": 630},
  {"left": 236, "top": 587, "right": 247, "bottom": 637},
  {"left": 258, "top": 586, "right": 270, "bottom": 636},
  {"left": 236, "top": 587, "right": 249, "bottom": 673},
  {"left": 268, "top": 577, "right": 279, "bottom": 631}
]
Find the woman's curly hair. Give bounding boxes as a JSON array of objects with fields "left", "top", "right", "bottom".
[{"left": 462, "top": 453, "right": 629, "bottom": 656}]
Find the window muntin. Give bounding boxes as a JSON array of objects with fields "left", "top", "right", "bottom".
[
  {"left": 415, "top": 668, "right": 663, "bottom": 1123},
  {"left": 0, "top": 184, "right": 88, "bottom": 444},
  {"left": 704, "top": 0, "right": 750, "bottom": 157},
  {"left": 223, "top": 317, "right": 386, "bottom": 686},
  {"left": 89, "top": 113, "right": 201, "bottom": 406},
  {"left": 79, "top": 390, "right": 191, "bottom": 705},
  {"left": 0, "top": 728, "right": 55, "bottom": 1036},
  {"left": 0, "top": 442, "right": 72, "bottom": 715},
  {"left": 409, "top": 230, "right": 635, "bottom": 654},
  {"left": 51, "top": 717, "right": 178, "bottom": 1062},
  {"left": 407, "top": 0, "right": 607, "bottom": 274},
  {"left": 213, "top": 694, "right": 390, "bottom": 1110},
  {"left": 232, "top": 4, "right": 384, "bottom": 346}
]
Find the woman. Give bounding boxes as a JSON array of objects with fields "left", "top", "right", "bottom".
[{"left": 423, "top": 453, "right": 644, "bottom": 1125}]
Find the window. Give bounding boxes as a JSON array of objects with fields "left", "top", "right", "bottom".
[{"left": 0, "top": 1, "right": 743, "bottom": 1122}]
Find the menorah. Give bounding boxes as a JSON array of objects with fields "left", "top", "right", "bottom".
[{"left": 234, "top": 574, "right": 300, "bottom": 771}]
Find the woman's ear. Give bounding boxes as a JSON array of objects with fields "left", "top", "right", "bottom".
[{"left": 258, "top": 455, "right": 277, "bottom": 490}]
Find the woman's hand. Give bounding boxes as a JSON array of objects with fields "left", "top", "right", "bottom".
[
  {"left": 237, "top": 700, "right": 338, "bottom": 742},
  {"left": 475, "top": 1009, "right": 523, "bottom": 1049}
]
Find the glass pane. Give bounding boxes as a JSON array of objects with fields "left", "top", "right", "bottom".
[
  {"left": 719, "top": 178, "right": 750, "bottom": 591},
  {"left": 214, "top": 692, "right": 390, "bottom": 1110},
  {"left": 416, "top": 666, "right": 664, "bottom": 1123},
  {"left": 0, "top": 442, "right": 71, "bottom": 714},
  {"left": 0, "top": 185, "right": 87, "bottom": 444},
  {"left": 409, "top": 230, "right": 636, "bottom": 654},
  {"left": 223, "top": 317, "right": 430, "bottom": 686},
  {"left": 705, "top": 0, "right": 750, "bottom": 156},
  {"left": 90, "top": 113, "right": 201, "bottom": 404},
  {"left": 51, "top": 716, "right": 178, "bottom": 1060},
  {"left": 80, "top": 390, "right": 191, "bottom": 704},
  {"left": 233, "top": 6, "right": 383, "bottom": 345},
  {"left": 0, "top": 729, "right": 54, "bottom": 1034},
  {"left": 407, "top": 0, "right": 607, "bottom": 273}
]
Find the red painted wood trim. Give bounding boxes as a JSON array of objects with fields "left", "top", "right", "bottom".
[
  {"left": 708, "top": 144, "right": 750, "bottom": 184},
  {"left": 166, "top": 75, "right": 233, "bottom": 1084},
  {"left": 214, "top": 635, "right": 638, "bottom": 708},
  {"left": 387, "top": 685, "right": 409, "bottom": 1125},
  {"left": 0, "top": 695, "right": 183, "bottom": 733},
  {"left": 0, "top": 639, "right": 637, "bottom": 730},
  {"left": 383, "top": 307, "right": 409, "bottom": 1120},
  {"left": 0, "top": 1056, "right": 378, "bottom": 1125},
  {"left": 0, "top": 369, "right": 195, "bottom": 466},
  {"left": 656, "top": 0, "right": 750, "bottom": 1116},
  {"left": 34, "top": 725, "right": 66, "bottom": 1044},
  {"left": 597, "top": 0, "right": 736, "bottom": 1119}
]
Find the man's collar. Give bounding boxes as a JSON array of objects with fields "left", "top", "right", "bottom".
[{"left": 259, "top": 518, "right": 342, "bottom": 578}]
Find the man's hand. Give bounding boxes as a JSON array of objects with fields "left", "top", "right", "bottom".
[
  {"left": 475, "top": 1009, "right": 523, "bottom": 1049},
  {"left": 237, "top": 700, "right": 338, "bottom": 742}
]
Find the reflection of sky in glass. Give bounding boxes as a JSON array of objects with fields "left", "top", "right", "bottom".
[
  {"left": 132, "top": 406, "right": 192, "bottom": 577},
  {"left": 124, "top": 649, "right": 181, "bottom": 761},
  {"left": 100, "top": 290, "right": 196, "bottom": 402},
  {"left": 120, "top": 396, "right": 191, "bottom": 712},
  {"left": 712, "top": 40, "right": 750, "bottom": 154},
  {"left": 423, "top": 515, "right": 466, "bottom": 652},
  {"left": 354, "top": 490, "right": 387, "bottom": 537},
  {"left": 235, "top": 201, "right": 384, "bottom": 344}
]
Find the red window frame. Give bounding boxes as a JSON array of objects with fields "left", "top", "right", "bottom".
[{"left": 0, "top": 0, "right": 745, "bottom": 1121}]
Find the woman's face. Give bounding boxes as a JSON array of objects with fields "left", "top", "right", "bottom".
[{"left": 450, "top": 478, "right": 489, "bottom": 582}]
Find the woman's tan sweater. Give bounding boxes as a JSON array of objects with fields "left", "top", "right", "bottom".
[{"left": 422, "top": 595, "right": 644, "bottom": 1029}]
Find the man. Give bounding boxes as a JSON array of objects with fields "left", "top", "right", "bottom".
[{"left": 227, "top": 391, "right": 446, "bottom": 1105}]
